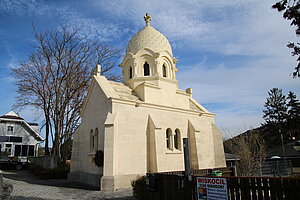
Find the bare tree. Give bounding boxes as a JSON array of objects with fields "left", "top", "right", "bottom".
[
  {"left": 12, "top": 25, "right": 121, "bottom": 159},
  {"left": 224, "top": 132, "right": 267, "bottom": 176}
]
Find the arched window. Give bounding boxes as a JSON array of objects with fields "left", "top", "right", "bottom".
[
  {"left": 166, "top": 128, "right": 172, "bottom": 150},
  {"left": 90, "top": 129, "right": 94, "bottom": 152},
  {"left": 174, "top": 129, "right": 181, "bottom": 150},
  {"left": 94, "top": 128, "right": 98, "bottom": 151},
  {"left": 144, "top": 62, "right": 150, "bottom": 76},
  {"left": 129, "top": 67, "right": 133, "bottom": 79},
  {"left": 162, "top": 64, "right": 167, "bottom": 77}
]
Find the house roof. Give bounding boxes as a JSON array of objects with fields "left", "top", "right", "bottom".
[
  {"left": 108, "top": 81, "right": 141, "bottom": 101},
  {"left": 225, "top": 153, "right": 240, "bottom": 161},
  {"left": 267, "top": 142, "right": 300, "bottom": 158},
  {"left": 0, "top": 111, "right": 24, "bottom": 120},
  {"left": 0, "top": 111, "right": 44, "bottom": 141}
]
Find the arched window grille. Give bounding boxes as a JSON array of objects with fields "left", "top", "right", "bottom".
[
  {"left": 129, "top": 67, "right": 133, "bottom": 79},
  {"left": 94, "top": 128, "right": 98, "bottom": 151},
  {"left": 144, "top": 62, "right": 150, "bottom": 76},
  {"left": 174, "top": 129, "right": 181, "bottom": 150},
  {"left": 162, "top": 64, "right": 167, "bottom": 77},
  {"left": 90, "top": 129, "right": 94, "bottom": 152},
  {"left": 166, "top": 128, "right": 172, "bottom": 150}
]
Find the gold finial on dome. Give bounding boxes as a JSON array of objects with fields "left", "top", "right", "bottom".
[{"left": 144, "top": 13, "right": 151, "bottom": 25}]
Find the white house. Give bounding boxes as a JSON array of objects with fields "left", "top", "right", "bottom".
[
  {"left": 0, "top": 111, "right": 44, "bottom": 159},
  {"left": 69, "top": 13, "right": 226, "bottom": 191}
]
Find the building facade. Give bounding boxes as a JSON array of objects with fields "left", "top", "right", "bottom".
[
  {"left": 69, "top": 13, "right": 226, "bottom": 191},
  {"left": 0, "top": 111, "right": 44, "bottom": 159}
]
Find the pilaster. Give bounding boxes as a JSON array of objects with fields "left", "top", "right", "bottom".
[{"left": 101, "top": 112, "right": 118, "bottom": 191}]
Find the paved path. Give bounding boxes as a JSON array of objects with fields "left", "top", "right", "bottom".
[{"left": 2, "top": 170, "right": 136, "bottom": 200}]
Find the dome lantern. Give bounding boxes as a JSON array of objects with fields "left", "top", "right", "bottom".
[
  {"left": 125, "top": 13, "right": 173, "bottom": 55},
  {"left": 121, "top": 13, "right": 178, "bottom": 86}
]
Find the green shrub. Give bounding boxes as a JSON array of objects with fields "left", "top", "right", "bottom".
[
  {"left": 131, "top": 176, "right": 150, "bottom": 200},
  {"left": 94, "top": 150, "right": 104, "bottom": 167},
  {"left": 28, "top": 162, "right": 70, "bottom": 179},
  {"left": 27, "top": 156, "right": 33, "bottom": 163},
  {"left": 1, "top": 151, "right": 9, "bottom": 157}
]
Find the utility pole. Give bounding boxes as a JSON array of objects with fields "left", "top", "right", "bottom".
[
  {"left": 280, "top": 129, "right": 288, "bottom": 175},
  {"left": 183, "top": 138, "right": 191, "bottom": 176}
]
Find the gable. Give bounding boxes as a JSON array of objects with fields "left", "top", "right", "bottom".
[
  {"left": 81, "top": 75, "right": 119, "bottom": 115},
  {"left": 0, "top": 120, "right": 43, "bottom": 142},
  {"left": 189, "top": 100, "right": 203, "bottom": 112},
  {"left": 188, "top": 97, "right": 212, "bottom": 114}
]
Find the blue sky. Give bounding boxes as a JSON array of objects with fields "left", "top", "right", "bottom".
[{"left": 0, "top": 0, "right": 299, "bottom": 139}]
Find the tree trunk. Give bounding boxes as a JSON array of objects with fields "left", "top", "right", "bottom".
[{"left": 45, "top": 114, "right": 50, "bottom": 155}]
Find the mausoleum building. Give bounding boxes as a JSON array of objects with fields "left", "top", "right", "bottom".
[{"left": 69, "top": 13, "right": 226, "bottom": 191}]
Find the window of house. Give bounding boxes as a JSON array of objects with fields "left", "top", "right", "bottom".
[
  {"left": 7, "top": 126, "right": 13, "bottom": 135},
  {"left": 144, "top": 62, "right": 150, "bottom": 76},
  {"left": 21, "top": 145, "right": 28, "bottom": 156},
  {"left": 174, "top": 129, "right": 181, "bottom": 150},
  {"left": 0, "top": 136, "right": 22, "bottom": 142},
  {"left": 14, "top": 145, "right": 35, "bottom": 157},
  {"left": 15, "top": 145, "right": 21, "bottom": 156},
  {"left": 28, "top": 145, "right": 35, "bottom": 156},
  {"left": 0, "top": 136, "right": 9, "bottom": 142},
  {"left": 9, "top": 136, "right": 22, "bottom": 143},
  {"left": 162, "top": 64, "right": 167, "bottom": 77},
  {"left": 129, "top": 67, "right": 133, "bottom": 79},
  {"left": 166, "top": 128, "right": 172, "bottom": 150},
  {"left": 5, "top": 144, "right": 12, "bottom": 155}
]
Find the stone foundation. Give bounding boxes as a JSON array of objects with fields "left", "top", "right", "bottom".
[
  {"left": 68, "top": 171, "right": 102, "bottom": 189},
  {"left": 101, "top": 174, "right": 142, "bottom": 191}
]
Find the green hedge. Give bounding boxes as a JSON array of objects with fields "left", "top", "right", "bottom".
[
  {"left": 131, "top": 176, "right": 150, "bottom": 200},
  {"left": 29, "top": 162, "right": 70, "bottom": 179}
]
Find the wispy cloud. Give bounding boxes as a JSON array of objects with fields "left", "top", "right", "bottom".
[
  {"left": 0, "top": 0, "right": 124, "bottom": 42},
  {"left": 55, "top": 7, "right": 127, "bottom": 42},
  {"left": 0, "top": 0, "right": 51, "bottom": 16},
  {"left": 0, "top": 0, "right": 299, "bottom": 136},
  {"left": 178, "top": 54, "right": 299, "bottom": 136},
  {"left": 179, "top": 55, "right": 299, "bottom": 107},
  {"left": 87, "top": 0, "right": 296, "bottom": 57}
]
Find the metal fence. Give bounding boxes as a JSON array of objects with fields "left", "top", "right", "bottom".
[{"left": 146, "top": 172, "right": 300, "bottom": 200}]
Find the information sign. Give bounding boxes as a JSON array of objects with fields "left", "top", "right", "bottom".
[{"left": 196, "top": 177, "right": 228, "bottom": 200}]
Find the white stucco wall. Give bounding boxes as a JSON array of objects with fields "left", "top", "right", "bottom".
[
  {"left": 69, "top": 74, "right": 226, "bottom": 190},
  {"left": 69, "top": 14, "right": 226, "bottom": 191},
  {"left": 0, "top": 119, "right": 42, "bottom": 157}
]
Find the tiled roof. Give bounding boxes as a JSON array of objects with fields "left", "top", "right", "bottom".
[
  {"left": 225, "top": 153, "right": 240, "bottom": 160},
  {"left": 267, "top": 142, "right": 299, "bottom": 157},
  {"left": 0, "top": 115, "right": 24, "bottom": 120},
  {"left": 126, "top": 24, "right": 172, "bottom": 55},
  {"left": 0, "top": 111, "right": 24, "bottom": 120},
  {"left": 108, "top": 81, "right": 140, "bottom": 101}
]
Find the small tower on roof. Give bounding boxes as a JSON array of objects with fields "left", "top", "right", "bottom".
[{"left": 120, "top": 13, "right": 178, "bottom": 89}]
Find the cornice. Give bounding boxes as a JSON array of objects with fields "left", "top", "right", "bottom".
[{"left": 109, "top": 97, "right": 215, "bottom": 117}]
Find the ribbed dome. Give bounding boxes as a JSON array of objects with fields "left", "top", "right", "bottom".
[{"left": 126, "top": 24, "right": 173, "bottom": 55}]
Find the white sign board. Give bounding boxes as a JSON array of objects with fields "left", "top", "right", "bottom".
[{"left": 196, "top": 177, "right": 228, "bottom": 200}]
